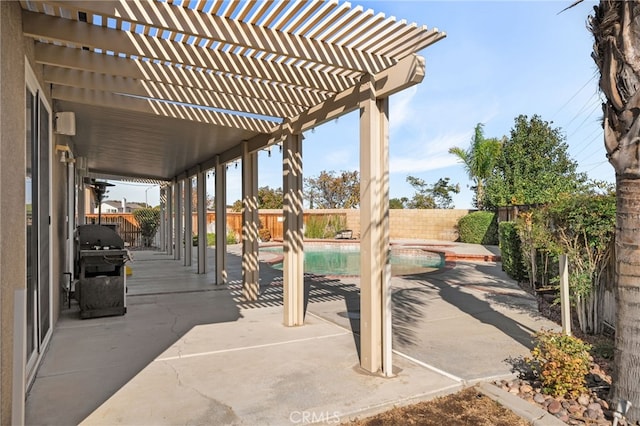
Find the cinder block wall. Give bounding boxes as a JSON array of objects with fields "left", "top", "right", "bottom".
[
  {"left": 200, "top": 209, "right": 471, "bottom": 242},
  {"left": 389, "top": 209, "right": 471, "bottom": 241},
  {"left": 303, "top": 209, "right": 471, "bottom": 241}
]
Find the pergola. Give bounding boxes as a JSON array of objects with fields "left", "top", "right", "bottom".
[{"left": 21, "top": 0, "right": 445, "bottom": 375}]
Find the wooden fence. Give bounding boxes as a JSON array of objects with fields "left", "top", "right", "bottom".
[
  {"left": 193, "top": 211, "right": 347, "bottom": 241},
  {"left": 85, "top": 213, "right": 146, "bottom": 247},
  {"left": 86, "top": 209, "right": 466, "bottom": 248}
]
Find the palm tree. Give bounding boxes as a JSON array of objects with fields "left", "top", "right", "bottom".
[
  {"left": 588, "top": 1, "right": 640, "bottom": 422},
  {"left": 448, "top": 123, "right": 502, "bottom": 210}
]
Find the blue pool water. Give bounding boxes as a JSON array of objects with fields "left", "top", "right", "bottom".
[{"left": 262, "top": 245, "right": 444, "bottom": 276}]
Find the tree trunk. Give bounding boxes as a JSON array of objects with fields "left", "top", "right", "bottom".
[
  {"left": 612, "top": 178, "right": 640, "bottom": 421},
  {"left": 590, "top": 2, "right": 640, "bottom": 420}
]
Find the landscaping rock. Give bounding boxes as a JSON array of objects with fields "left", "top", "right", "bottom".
[
  {"left": 578, "top": 394, "right": 590, "bottom": 406},
  {"left": 548, "top": 400, "right": 562, "bottom": 414},
  {"left": 533, "top": 393, "right": 546, "bottom": 404}
]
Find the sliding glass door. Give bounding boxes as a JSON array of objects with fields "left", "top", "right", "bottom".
[{"left": 25, "top": 66, "right": 52, "bottom": 377}]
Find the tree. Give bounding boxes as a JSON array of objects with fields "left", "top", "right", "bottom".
[
  {"left": 588, "top": 1, "right": 640, "bottom": 420},
  {"left": 389, "top": 197, "right": 408, "bottom": 209},
  {"left": 132, "top": 207, "right": 160, "bottom": 247},
  {"left": 189, "top": 180, "right": 214, "bottom": 212},
  {"left": 519, "top": 193, "right": 616, "bottom": 334},
  {"left": 230, "top": 199, "right": 242, "bottom": 212},
  {"left": 483, "top": 115, "right": 586, "bottom": 208},
  {"left": 304, "top": 170, "right": 360, "bottom": 209},
  {"left": 449, "top": 123, "right": 502, "bottom": 210},
  {"left": 257, "top": 186, "right": 283, "bottom": 209},
  {"left": 406, "top": 176, "right": 460, "bottom": 209}
]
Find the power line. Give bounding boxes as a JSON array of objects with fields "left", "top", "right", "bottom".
[
  {"left": 572, "top": 129, "right": 602, "bottom": 159},
  {"left": 562, "top": 90, "right": 600, "bottom": 131},
  {"left": 551, "top": 72, "right": 598, "bottom": 120}
]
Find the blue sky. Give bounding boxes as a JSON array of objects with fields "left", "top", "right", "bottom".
[{"left": 108, "top": 0, "right": 609, "bottom": 209}]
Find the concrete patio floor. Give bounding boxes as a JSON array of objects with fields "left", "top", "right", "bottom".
[{"left": 25, "top": 242, "right": 559, "bottom": 425}]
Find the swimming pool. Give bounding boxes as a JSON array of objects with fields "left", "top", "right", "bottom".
[{"left": 261, "top": 244, "right": 444, "bottom": 276}]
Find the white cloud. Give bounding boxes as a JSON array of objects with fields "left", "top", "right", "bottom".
[
  {"left": 323, "top": 148, "right": 354, "bottom": 166},
  {"left": 389, "top": 86, "right": 418, "bottom": 130},
  {"left": 390, "top": 155, "right": 460, "bottom": 174},
  {"left": 390, "top": 130, "right": 472, "bottom": 174}
]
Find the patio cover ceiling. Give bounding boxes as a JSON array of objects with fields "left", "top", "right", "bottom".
[{"left": 21, "top": 0, "right": 445, "bottom": 182}]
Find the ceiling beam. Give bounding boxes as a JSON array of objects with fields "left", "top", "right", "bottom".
[
  {"left": 190, "top": 54, "right": 426, "bottom": 175},
  {"left": 44, "top": 66, "right": 303, "bottom": 119},
  {"left": 44, "top": 0, "right": 392, "bottom": 74},
  {"left": 270, "top": 54, "right": 426, "bottom": 140},
  {"left": 23, "top": 10, "right": 354, "bottom": 93},
  {"left": 51, "top": 85, "right": 275, "bottom": 134},
  {"left": 35, "top": 43, "right": 328, "bottom": 108}
]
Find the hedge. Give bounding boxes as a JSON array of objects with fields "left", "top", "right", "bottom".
[
  {"left": 499, "top": 221, "right": 527, "bottom": 282},
  {"left": 457, "top": 211, "right": 498, "bottom": 245}
]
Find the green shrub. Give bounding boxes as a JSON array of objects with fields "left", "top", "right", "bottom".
[
  {"left": 527, "top": 330, "right": 592, "bottom": 397},
  {"left": 259, "top": 228, "right": 271, "bottom": 242},
  {"left": 227, "top": 230, "right": 238, "bottom": 245},
  {"left": 304, "top": 215, "right": 347, "bottom": 239},
  {"left": 499, "top": 221, "right": 527, "bottom": 282},
  {"left": 133, "top": 207, "right": 161, "bottom": 247},
  {"left": 191, "top": 233, "right": 217, "bottom": 246},
  {"left": 457, "top": 211, "right": 498, "bottom": 244}
]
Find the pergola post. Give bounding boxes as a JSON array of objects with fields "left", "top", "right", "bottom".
[
  {"left": 184, "top": 177, "right": 193, "bottom": 267},
  {"left": 174, "top": 179, "right": 183, "bottom": 261},
  {"left": 197, "top": 169, "right": 208, "bottom": 274},
  {"left": 241, "top": 142, "right": 259, "bottom": 300},
  {"left": 283, "top": 134, "right": 304, "bottom": 326},
  {"left": 76, "top": 161, "right": 87, "bottom": 225},
  {"left": 359, "top": 76, "right": 392, "bottom": 375},
  {"left": 159, "top": 186, "right": 166, "bottom": 251},
  {"left": 166, "top": 183, "right": 173, "bottom": 256},
  {"left": 215, "top": 156, "right": 227, "bottom": 284}
]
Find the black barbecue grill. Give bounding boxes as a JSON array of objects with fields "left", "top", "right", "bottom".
[{"left": 75, "top": 224, "right": 129, "bottom": 319}]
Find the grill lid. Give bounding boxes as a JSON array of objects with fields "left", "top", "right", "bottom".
[{"left": 77, "top": 224, "right": 124, "bottom": 249}]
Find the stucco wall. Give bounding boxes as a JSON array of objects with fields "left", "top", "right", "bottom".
[{"left": 1, "top": 2, "right": 26, "bottom": 423}]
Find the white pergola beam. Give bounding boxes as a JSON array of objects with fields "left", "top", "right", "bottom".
[
  {"left": 44, "top": 66, "right": 302, "bottom": 119},
  {"left": 269, "top": 54, "right": 425, "bottom": 140},
  {"left": 173, "top": 54, "right": 424, "bottom": 183},
  {"left": 51, "top": 85, "right": 274, "bottom": 134},
  {"left": 35, "top": 43, "right": 328, "bottom": 108},
  {"left": 22, "top": 10, "right": 353, "bottom": 93},
  {"left": 46, "top": 0, "right": 391, "bottom": 74}
]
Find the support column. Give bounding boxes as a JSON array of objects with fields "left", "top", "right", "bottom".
[
  {"left": 197, "top": 169, "right": 207, "bottom": 274},
  {"left": 76, "top": 162, "right": 87, "bottom": 225},
  {"left": 283, "top": 134, "right": 304, "bottom": 326},
  {"left": 67, "top": 160, "right": 75, "bottom": 277},
  {"left": 159, "top": 186, "right": 166, "bottom": 252},
  {"left": 174, "top": 179, "right": 183, "bottom": 261},
  {"left": 241, "top": 143, "right": 259, "bottom": 300},
  {"left": 215, "top": 156, "right": 227, "bottom": 284},
  {"left": 184, "top": 177, "right": 193, "bottom": 267},
  {"left": 166, "top": 183, "right": 173, "bottom": 256},
  {"left": 359, "top": 77, "right": 392, "bottom": 375}
]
